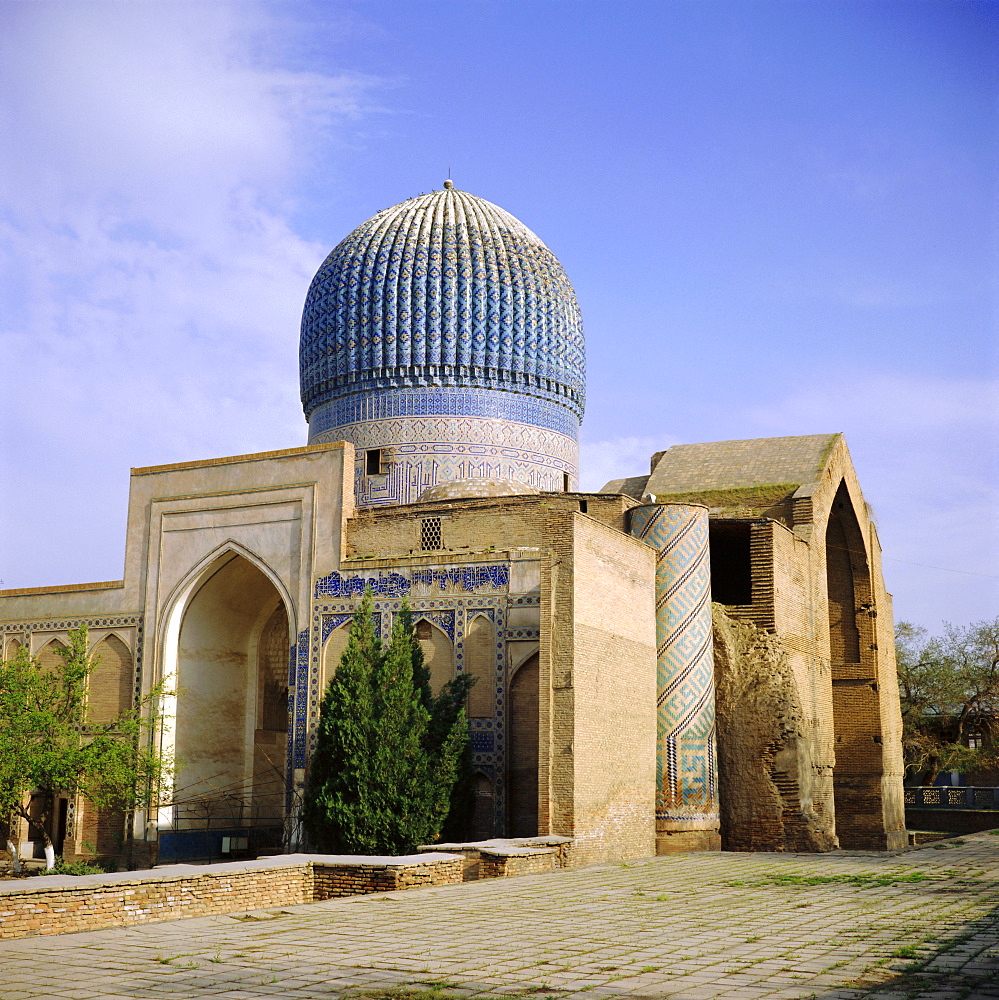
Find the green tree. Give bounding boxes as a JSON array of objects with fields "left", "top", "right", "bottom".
[
  {"left": 398, "top": 604, "right": 475, "bottom": 841},
  {"left": 0, "top": 626, "right": 169, "bottom": 871},
  {"left": 302, "top": 592, "right": 465, "bottom": 853},
  {"left": 896, "top": 618, "right": 999, "bottom": 784}
]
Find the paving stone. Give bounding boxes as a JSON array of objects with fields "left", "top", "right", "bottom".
[{"left": 2, "top": 834, "right": 999, "bottom": 999}]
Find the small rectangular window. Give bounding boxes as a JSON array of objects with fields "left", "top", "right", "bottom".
[
  {"left": 365, "top": 449, "right": 382, "bottom": 475},
  {"left": 563, "top": 472, "right": 571, "bottom": 492},
  {"left": 421, "top": 517, "right": 442, "bottom": 550},
  {"left": 578, "top": 499, "right": 588, "bottom": 513},
  {"left": 709, "top": 521, "right": 753, "bottom": 605}
]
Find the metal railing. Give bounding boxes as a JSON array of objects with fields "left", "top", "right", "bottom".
[{"left": 905, "top": 786, "right": 999, "bottom": 809}]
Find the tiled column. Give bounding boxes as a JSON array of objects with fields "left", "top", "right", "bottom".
[{"left": 630, "top": 504, "right": 720, "bottom": 852}]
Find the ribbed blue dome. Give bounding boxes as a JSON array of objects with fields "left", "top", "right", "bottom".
[{"left": 299, "top": 185, "right": 585, "bottom": 423}]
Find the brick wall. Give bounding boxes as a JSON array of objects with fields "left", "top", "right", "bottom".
[
  {"left": 569, "top": 516, "right": 657, "bottom": 865},
  {"left": 710, "top": 438, "right": 906, "bottom": 852},
  {"left": 0, "top": 853, "right": 463, "bottom": 941},
  {"left": 479, "top": 847, "right": 556, "bottom": 877},
  {"left": 345, "top": 493, "right": 635, "bottom": 561}
]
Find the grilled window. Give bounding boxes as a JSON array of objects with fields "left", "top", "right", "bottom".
[{"left": 421, "top": 517, "right": 442, "bottom": 550}]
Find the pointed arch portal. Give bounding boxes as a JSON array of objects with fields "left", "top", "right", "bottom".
[{"left": 160, "top": 552, "right": 289, "bottom": 860}]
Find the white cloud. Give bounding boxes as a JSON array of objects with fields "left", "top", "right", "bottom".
[{"left": 0, "top": 2, "right": 380, "bottom": 589}]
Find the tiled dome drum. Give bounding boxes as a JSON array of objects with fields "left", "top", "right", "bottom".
[{"left": 300, "top": 183, "right": 585, "bottom": 506}]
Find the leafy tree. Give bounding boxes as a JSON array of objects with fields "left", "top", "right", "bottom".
[
  {"left": 896, "top": 618, "right": 999, "bottom": 784},
  {"left": 0, "top": 626, "right": 169, "bottom": 870},
  {"left": 302, "top": 592, "right": 466, "bottom": 854}
]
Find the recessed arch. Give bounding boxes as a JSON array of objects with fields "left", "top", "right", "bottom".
[
  {"left": 86, "top": 628, "right": 131, "bottom": 654},
  {"left": 825, "top": 481, "right": 870, "bottom": 665},
  {"left": 36, "top": 638, "right": 67, "bottom": 673},
  {"left": 157, "top": 548, "right": 291, "bottom": 855},
  {"left": 322, "top": 621, "right": 353, "bottom": 689},
  {"left": 159, "top": 539, "right": 296, "bottom": 661},
  {"left": 824, "top": 479, "right": 883, "bottom": 848},
  {"left": 507, "top": 651, "right": 539, "bottom": 837},
  {"left": 464, "top": 614, "right": 495, "bottom": 718},
  {"left": 414, "top": 617, "right": 453, "bottom": 695},
  {"left": 88, "top": 633, "right": 133, "bottom": 723},
  {"left": 509, "top": 643, "right": 540, "bottom": 679}
]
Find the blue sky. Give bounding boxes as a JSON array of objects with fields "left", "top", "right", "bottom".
[{"left": 1, "top": 0, "right": 995, "bottom": 631}]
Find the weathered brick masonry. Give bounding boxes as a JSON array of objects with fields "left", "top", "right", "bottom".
[{"left": 0, "top": 853, "right": 463, "bottom": 941}]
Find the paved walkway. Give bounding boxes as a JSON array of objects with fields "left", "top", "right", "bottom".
[{"left": 1, "top": 833, "right": 998, "bottom": 1000}]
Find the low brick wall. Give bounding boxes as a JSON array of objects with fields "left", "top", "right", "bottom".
[
  {"left": 479, "top": 846, "right": 557, "bottom": 878},
  {"left": 418, "top": 836, "right": 574, "bottom": 880},
  {"left": 0, "top": 853, "right": 463, "bottom": 941}
]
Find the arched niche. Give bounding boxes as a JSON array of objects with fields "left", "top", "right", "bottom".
[
  {"left": 88, "top": 634, "right": 133, "bottom": 723},
  {"left": 170, "top": 552, "right": 290, "bottom": 835},
  {"left": 36, "top": 638, "right": 67, "bottom": 673},
  {"left": 464, "top": 614, "right": 495, "bottom": 719},
  {"left": 322, "top": 621, "right": 352, "bottom": 689},
  {"left": 824, "top": 480, "right": 883, "bottom": 847},
  {"left": 825, "top": 481, "right": 870, "bottom": 665},
  {"left": 507, "top": 652, "right": 539, "bottom": 837},
  {"left": 415, "top": 618, "right": 453, "bottom": 695},
  {"left": 4, "top": 637, "right": 23, "bottom": 659}
]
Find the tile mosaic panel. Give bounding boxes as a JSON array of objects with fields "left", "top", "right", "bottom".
[
  {"left": 311, "top": 409, "right": 578, "bottom": 507},
  {"left": 630, "top": 504, "right": 719, "bottom": 831},
  {"left": 309, "top": 387, "right": 579, "bottom": 440},
  {"left": 299, "top": 187, "right": 585, "bottom": 424},
  {"left": 314, "top": 564, "right": 510, "bottom": 600}
]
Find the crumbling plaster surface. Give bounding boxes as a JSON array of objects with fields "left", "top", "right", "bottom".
[{"left": 712, "top": 605, "right": 838, "bottom": 852}]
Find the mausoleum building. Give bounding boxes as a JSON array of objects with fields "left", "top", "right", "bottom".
[{"left": 0, "top": 182, "right": 907, "bottom": 866}]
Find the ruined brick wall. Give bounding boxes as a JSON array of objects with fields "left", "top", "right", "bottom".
[
  {"left": 710, "top": 439, "right": 905, "bottom": 851},
  {"left": 0, "top": 854, "right": 463, "bottom": 941},
  {"left": 712, "top": 606, "right": 837, "bottom": 852}
]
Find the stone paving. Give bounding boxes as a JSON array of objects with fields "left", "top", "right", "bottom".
[{"left": 1, "top": 832, "right": 997, "bottom": 1000}]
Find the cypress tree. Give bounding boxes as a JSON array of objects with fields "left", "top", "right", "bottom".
[
  {"left": 398, "top": 602, "right": 476, "bottom": 840},
  {"left": 302, "top": 592, "right": 466, "bottom": 854},
  {"left": 301, "top": 590, "right": 381, "bottom": 853}
]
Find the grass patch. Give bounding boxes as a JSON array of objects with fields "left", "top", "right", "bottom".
[
  {"left": 652, "top": 482, "right": 800, "bottom": 513},
  {"left": 727, "top": 870, "right": 931, "bottom": 888}
]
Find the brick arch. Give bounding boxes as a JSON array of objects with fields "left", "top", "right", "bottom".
[
  {"left": 825, "top": 480, "right": 871, "bottom": 666},
  {"left": 36, "top": 638, "right": 67, "bottom": 673},
  {"left": 88, "top": 633, "right": 133, "bottom": 723},
  {"left": 414, "top": 618, "right": 453, "bottom": 696},
  {"left": 507, "top": 651, "right": 539, "bottom": 837},
  {"left": 321, "top": 621, "right": 352, "bottom": 690},
  {"left": 824, "top": 479, "right": 884, "bottom": 848},
  {"left": 464, "top": 614, "right": 495, "bottom": 719}
]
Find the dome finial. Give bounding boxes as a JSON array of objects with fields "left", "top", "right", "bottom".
[{"left": 443, "top": 178, "right": 454, "bottom": 189}]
